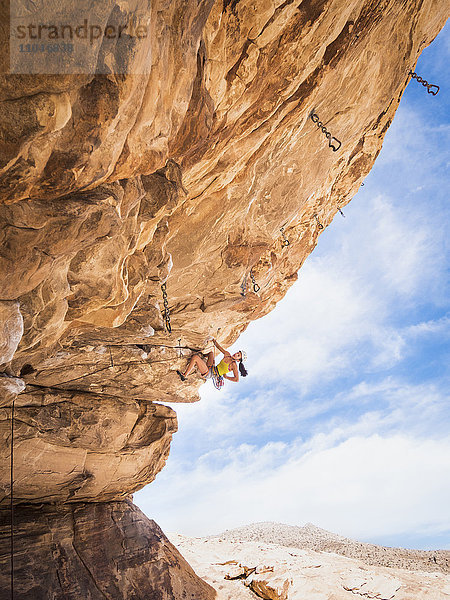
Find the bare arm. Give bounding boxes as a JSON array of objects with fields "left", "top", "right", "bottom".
[{"left": 213, "top": 339, "right": 229, "bottom": 355}]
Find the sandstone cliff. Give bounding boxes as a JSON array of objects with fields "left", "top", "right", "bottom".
[{"left": 0, "top": 1, "right": 447, "bottom": 598}]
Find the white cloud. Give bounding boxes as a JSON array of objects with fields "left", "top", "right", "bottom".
[
  {"left": 173, "top": 374, "right": 449, "bottom": 457},
  {"left": 135, "top": 32, "right": 450, "bottom": 550},
  {"left": 234, "top": 191, "right": 445, "bottom": 390},
  {"left": 362, "top": 196, "right": 436, "bottom": 298},
  {"left": 376, "top": 105, "right": 450, "bottom": 178},
  {"left": 405, "top": 315, "right": 450, "bottom": 337},
  {"left": 138, "top": 375, "right": 450, "bottom": 541},
  {"left": 146, "top": 186, "right": 450, "bottom": 546},
  {"left": 137, "top": 433, "right": 450, "bottom": 544}
]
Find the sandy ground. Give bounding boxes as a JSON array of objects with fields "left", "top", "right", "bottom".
[
  {"left": 208, "top": 522, "right": 449, "bottom": 575},
  {"left": 168, "top": 528, "right": 450, "bottom": 600}
]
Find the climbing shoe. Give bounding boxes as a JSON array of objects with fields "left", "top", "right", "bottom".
[
  {"left": 136, "top": 344, "right": 152, "bottom": 353},
  {"left": 176, "top": 370, "right": 186, "bottom": 382}
]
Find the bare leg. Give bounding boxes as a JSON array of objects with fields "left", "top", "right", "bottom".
[
  {"left": 205, "top": 351, "right": 214, "bottom": 368},
  {"left": 183, "top": 354, "right": 210, "bottom": 377}
]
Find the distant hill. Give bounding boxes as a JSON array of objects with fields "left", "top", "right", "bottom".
[{"left": 209, "top": 522, "right": 449, "bottom": 574}]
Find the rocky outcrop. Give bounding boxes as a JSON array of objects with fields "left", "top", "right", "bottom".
[
  {"left": 212, "top": 522, "right": 450, "bottom": 575},
  {"left": 0, "top": 388, "right": 177, "bottom": 505},
  {"left": 0, "top": 302, "right": 23, "bottom": 365},
  {"left": 0, "top": 502, "right": 216, "bottom": 600},
  {"left": 0, "top": 0, "right": 447, "bottom": 598},
  {"left": 1, "top": 0, "right": 447, "bottom": 366},
  {"left": 0, "top": 376, "right": 25, "bottom": 407},
  {"left": 169, "top": 533, "right": 450, "bottom": 600}
]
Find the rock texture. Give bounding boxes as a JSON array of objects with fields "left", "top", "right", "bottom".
[
  {"left": 0, "top": 302, "right": 23, "bottom": 365},
  {"left": 0, "top": 502, "right": 216, "bottom": 600},
  {"left": 0, "top": 388, "right": 177, "bottom": 505},
  {"left": 0, "top": 0, "right": 447, "bottom": 598},
  {"left": 169, "top": 532, "right": 450, "bottom": 600},
  {"left": 1, "top": 0, "right": 447, "bottom": 368}
]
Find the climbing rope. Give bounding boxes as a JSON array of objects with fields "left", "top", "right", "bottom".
[
  {"left": 310, "top": 113, "right": 342, "bottom": 151},
  {"left": 108, "top": 346, "right": 114, "bottom": 367},
  {"left": 211, "top": 365, "right": 225, "bottom": 390},
  {"left": 74, "top": 340, "right": 200, "bottom": 352},
  {"left": 10, "top": 398, "right": 14, "bottom": 600},
  {"left": 249, "top": 268, "right": 260, "bottom": 293},
  {"left": 314, "top": 214, "right": 324, "bottom": 230},
  {"left": 160, "top": 283, "right": 172, "bottom": 333},
  {"left": 26, "top": 340, "right": 206, "bottom": 390},
  {"left": 26, "top": 357, "right": 174, "bottom": 390},
  {"left": 280, "top": 227, "right": 290, "bottom": 247},
  {"left": 141, "top": 342, "right": 201, "bottom": 352},
  {"left": 337, "top": 208, "right": 346, "bottom": 218},
  {"left": 408, "top": 71, "right": 439, "bottom": 95}
]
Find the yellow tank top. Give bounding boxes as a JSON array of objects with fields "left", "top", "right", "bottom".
[{"left": 217, "top": 359, "right": 230, "bottom": 376}]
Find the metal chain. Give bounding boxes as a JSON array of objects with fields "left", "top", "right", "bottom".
[
  {"left": 409, "top": 71, "right": 439, "bottom": 95},
  {"left": 160, "top": 283, "right": 172, "bottom": 333},
  {"left": 240, "top": 275, "right": 248, "bottom": 297},
  {"left": 314, "top": 214, "right": 324, "bottom": 230},
  {"left": 249, "top": 268, "right": 260, "bottom": 293},
  {"left": 310, "top": 112, "right": 342, "bottom": 151},
  {"left": 280, "top": 227, "right": 290, "bottom": 247}
]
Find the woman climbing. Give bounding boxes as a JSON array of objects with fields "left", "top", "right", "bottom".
[{"left": 177, "top": 339, "right": 247, "bottom": 388}]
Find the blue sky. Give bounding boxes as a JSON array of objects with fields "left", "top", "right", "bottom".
[{"left": 136, "top": 24, "right": 450, "bottom": 551}]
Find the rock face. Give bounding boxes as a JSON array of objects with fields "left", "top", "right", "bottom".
[
  {"left": 0, "top": 388, "right": 177, "bottom": 505},
  {"left": 0, "top": 0, "right": 447, "bottom": 598},
  {"left": 1, "top": 0, "right": 447, "bottom": 363},
  {"left": 0, "top": 502, "right": 216, "bottom": 600},
  {"left": 0, "top": 302, "right": 23, "bottom": 365}
]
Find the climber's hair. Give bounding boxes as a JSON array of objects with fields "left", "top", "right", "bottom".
[{"left": 238, "top": 361, "right": 248, "bottom": 377}]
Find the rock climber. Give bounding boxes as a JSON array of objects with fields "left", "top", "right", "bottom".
[{"left": 177, "top": 339, "right": 247, "bottom": 387}]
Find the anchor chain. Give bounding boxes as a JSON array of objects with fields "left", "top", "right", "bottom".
[
  {"left": 314, "top": 214, "right": 324, "bottom": 230},
  {"left": 250, "top": 268, "right": 260, "bottom": 293},
  {"left": 310, "top": 112, "right": 342, "bottom": 151},
  {"left": 409, "top": 71, "right": 439, "bottom": 95},
  {"left": 280, "top": 227, "right": 290, "bottom": 247},
  {"left": 160, "top": 283, "right": 172, "bottom": 333},
  {"left": 240, "top": 275, "right": 248, "bottom": 297}
]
